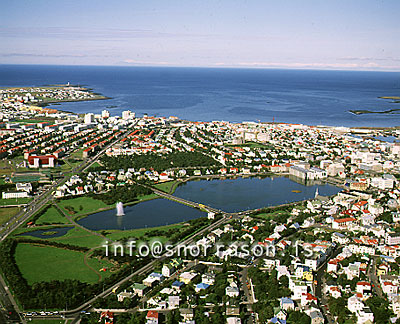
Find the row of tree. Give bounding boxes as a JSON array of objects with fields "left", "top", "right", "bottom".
[
  {"left": 101, "top": 151, "right": 218, "bottom": 172},
  {"left": 91, "top": 184, "right": 152, "bottom": 205}
]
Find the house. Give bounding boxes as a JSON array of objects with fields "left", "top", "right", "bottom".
[
  {"left": 332, "top": 232, "right": 350, "bottom": 245},
  {"left": 386, "top": 232, "right": 400, "bottom": 246},
  {"left": 180, "top": 308, "right": 194, "bottom": 322},
  {"left": 168, "top": 296, "right": 180, "bottom": 309},
  {"left": 328, "top": 286, "right": 341, "bottom": 299},
  {"left": 290, "top": 280, "right": 308, "bottom": 300},
  {"left": 162, "top": 264, "right": 175, "bottom": 278},
  {"left": 295, "top": 265, "right": 313, "bottom": 281},
  {"left": 226, "top": 306, "right": 240, "bottom": 316},
  {"left": 356, "top": 307, "right": 374, "bottom": 324},
  {"left": 327, "top": 260, "right": 338, "bottom": 273},
  {"left": 117, "top": 290, "right": 134, "bottom": 302},
  {"left": 146, "top": 310, "right": 159, "bottom": 324},
  {"left": 202, "top": 273, "right": 215, "bottom": 285},
  {"left": 280, "top": 297, "right": 294, "bottom": 311},
  {"left": 301, "top": 293, "right": 318, "bottom": 307},
  {"left": 226, "top": 282, "right": 240, "bottom": 297},
  {"left": 172, "top": 281, "right": 184, "bottom": 292},
  {"left": 310, "top": 310, "right": 324, "bottom": 324},
  {"left": 382, "top": 281, "right": 398, "bottom": 295},
  {"left": 356, "top": 282, "right": 372, "bottom": 295},
  {"left": 195, "top": 282, "right": 210, "bottom": 292},
  {"left": 332, "top": 217, "right": 356, "bottom": 230},
  {"left": 131, "top": 283, "right": 147, "bottom": 297},
  {"left": 273, "top": 307, "right": 287, "bottom": 321},
  {"left": 143, "top": 273, "right": 163, "bottom": 287},
  {"left": 179, "top": 271, "right": 198, "bottom": 284},
  {"left": 227, "top": 317, "right": 241, "bottom": 324},
  {"left": 348, "top": 295, "right": 364, "bottom": 313}
]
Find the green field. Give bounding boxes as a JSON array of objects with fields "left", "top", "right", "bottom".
[
  {"left": 0, "top": 207, "right": 20, "bottom": 225},
  {"left": 15, "top": 243, "right": 114, "bottom": 284},
  {"left": 135, "top": 193, "right": 158, "bottom": 203},
  {"left": 70, "top": 148, "right": 86, "bottom": 159},
  {"left": 89, "top": 161, "right": 102, "bottom": 168},
  {"left": 154, "top": 181, "right": 180, "bottom": 193},
  {"left": 105, "top": 223, "right": 185, "bottom": 241},
  {"left": 35, "top": 206, "right": 70, "bottom": 225},
  {"left": 0, "top": 197, "right": 32, "bottom": 206},
  {"left": 49, "top": 226, "right": 106, "bottom": 248},
  {"left": 254, "top": 210, "right": 288, "bottom": 220},
  {"left": 57, "top": 197, "right": 112, "bottom": 216}
]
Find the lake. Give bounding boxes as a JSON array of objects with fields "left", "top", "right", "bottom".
[
  {"left": 77, "top": 176, "right": 341, "bottom": 231},
  {"left": 18, "top": 226, "right": 74, "bottom": 238},
  {"left": 173, "top": 176, "right": 341, "bottom": 213},
  {"left": 77, "top": 198, "right": 206, "bottom": 231}
]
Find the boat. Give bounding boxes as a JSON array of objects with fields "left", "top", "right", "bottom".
[{"left": 292, "top": 190, "right": 301, "bottom": 193}]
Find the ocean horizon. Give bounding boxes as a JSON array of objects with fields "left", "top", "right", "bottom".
[{"left": 1, "top": 64, "right": 400, "bottom": 127}]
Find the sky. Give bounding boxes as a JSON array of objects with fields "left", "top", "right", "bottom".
[{"left": 1, "top": 0, "right": 400, "bottom": 71}]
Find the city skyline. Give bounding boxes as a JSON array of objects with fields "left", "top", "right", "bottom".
[{"left": 1, "top": 0, "right": 400, "bottom": 71}]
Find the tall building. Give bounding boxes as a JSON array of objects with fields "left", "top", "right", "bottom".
[
  {"left": 84, "top": 113, "right": 95, "bottom": 124},
  {"left": 101, "top": 110, "right": 110, "bottom": 118},
  {"left": 122, "top": 110, "right": 135, "bottom": 120}
]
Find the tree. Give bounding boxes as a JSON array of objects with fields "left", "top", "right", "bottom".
[
  {"left": 167, "top": 309, "right": 182, "bottom": 324},
  {"left": 287, "top": 311, "right": 311, "bottom": 324}
]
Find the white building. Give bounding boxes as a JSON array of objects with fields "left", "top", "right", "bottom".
[
  {"left": 2, "top": 191, "right": 29, "bottom": 199},
  {"left": 84, "top": 113, "right": 95, "bottom": 124},
  {"left": 347, "top": 295, "right": 364, "bottom": 313},
  {"left": 101, "top": 110, "right": 110, "bottom": 118}
]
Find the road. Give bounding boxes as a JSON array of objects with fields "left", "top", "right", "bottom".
[
  {"left": 0, "top": 274, "right": 21, "bottom": 323},
  {"left": 314, "top": 246, "right": 342, "bottom": 324},
  {"left": 368, "top": 256, "right": 384, "bottom": 298}
]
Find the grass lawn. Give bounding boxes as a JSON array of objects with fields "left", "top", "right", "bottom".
[
  {"left": 59, "top": 158, "right": 83, "bottom": 172},
  {"left": 0, "top": 160, "right": 13, "bottom": 176},
  {"left": 0, "top": 207, "right": 20, "bottom": 225},
  {"left": 57, "top": 197, "right": 112, "bottom": 216},
  {"left": 70, "top": 148, "right": 85, "bottom": 159},
  {"left": 154, "top": 181, "right": 180, "bottom": 193},
  {"left": 89, "top": 161, "right": 102, "bottom": 168},
  {"left": 135, "top": 193, "right": 158, "bottom": 203},
  {"left": 15, "top": 243, "right": 114, "bottom": 285},
  {"left": 106, "top": 223, "right": 185, "bottom": 242},
  {"left": 49, "top": 226, "right": 106, "bottom": 248},
  {"left": 0, "top": 197, "right": 32, "bottom": 206},
  {"left": 35, "top": 206, "right": 70, "bottom": 225},
  {"left": 254, "top": 210, "right": 287, "bottom": 220}
]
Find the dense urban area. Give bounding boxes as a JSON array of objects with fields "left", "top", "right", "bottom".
[{"left": 0, "top": 85, "right": 400, "bottom": 324}]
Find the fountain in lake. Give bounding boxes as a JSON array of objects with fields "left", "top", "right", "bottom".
[{"left": 116, "top": 202, "right": 125, "bottom": 216}]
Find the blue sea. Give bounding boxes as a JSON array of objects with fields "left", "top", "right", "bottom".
[{"left": 0, "top": 64, "right": 399, "bottom": 127}]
